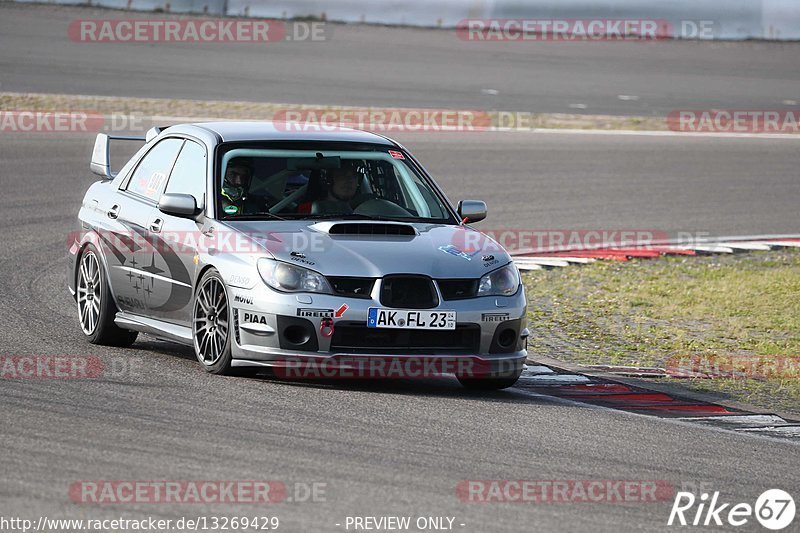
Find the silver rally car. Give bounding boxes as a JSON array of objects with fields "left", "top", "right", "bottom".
[{"left": 69, "top": 122, "right": 528, "bottom": 388}]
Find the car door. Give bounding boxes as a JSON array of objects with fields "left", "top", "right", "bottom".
[
  {"left": 110, "top": 138, "right": 184, "bottom": 314},
  {"left": 144, "top": 139, "right": 208, "bottom": 325}
]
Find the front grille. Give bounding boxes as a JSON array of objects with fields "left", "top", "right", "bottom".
[
  {"left": 329, "top": 277, "right": 375, "bottom": 299},
  {"left": 437, "top": 279, "right": 478, "bottom": 300},
  {"left": 380, "top": 275, "right": 438, "bottom": 309},
  {"left": 330, "top": 322, "right": 481, "bottom": 354}
]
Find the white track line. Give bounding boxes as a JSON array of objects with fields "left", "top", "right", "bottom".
[
  {"left": 765, "top": 241, "right": 800, "bottom": 248},
  {"left": 677, "top": 244, "right": 736, "bottom": 253},
  {"left": 736, "top": 426, "right": 800, "bottom": 436},
  {"left": 521, "top": 256, "right": 596, "bottom": 264},
  {"left": 499, "top": 127, "right": 800, "bottom": 140},
  {"left": 518, "top": 374, "right": 591, "bottom": 384},
  {"left": 521, "top": 365, "right": 556, "bottom": 376},
  {"left": 509, "top": 386, "right": 800, "bottom": 445},
  {"left": 676, "top": 414, "right": 788, "bottom": 426},
  {"left": 513, "top": 258, "right": 571, "bottom": 268},
  {"left": 712, "top": 242, "right": 774, "bottom": 251},
  {"left": 514, "top": 263, "right": 543, "bottom": 271}
]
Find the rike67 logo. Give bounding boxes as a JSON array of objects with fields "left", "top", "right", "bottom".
[{"left": 668, "top": 489, "right": 795, "bottom": 530}]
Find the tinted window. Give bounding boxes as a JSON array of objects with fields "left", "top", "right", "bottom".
[
  {"left": 126, "top": 138, "right": 183, "bottom": 201},
  {"left": 165, "top": 141, "right": 206, "bottom": 205}
]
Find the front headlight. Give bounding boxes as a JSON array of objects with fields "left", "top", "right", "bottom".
[
  {"left": 477, "top": 263, "right": 520, "bottom": 297},
  {"left": 257, "top": 258, "right": 332, "bottom": 294}
]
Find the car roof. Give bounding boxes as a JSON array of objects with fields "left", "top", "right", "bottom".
[{"left": 172, "top": 121, "right": 398, "bottom": 145}]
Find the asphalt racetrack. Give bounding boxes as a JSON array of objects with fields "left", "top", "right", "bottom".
[
  {"left": 1, "top": 3, "right": 800, "bottom": 531},
  {"left": 2, "top": 130, "right": 799, "bottom": 531},
  {"left": 1, "top": 3, "right": 800, "bottom": 116}
]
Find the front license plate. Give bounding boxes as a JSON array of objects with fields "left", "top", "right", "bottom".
[{"left": 367, "top": 308, "right": 456, "bottom": 330}]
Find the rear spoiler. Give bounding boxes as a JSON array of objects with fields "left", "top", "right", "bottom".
[{"left": 90, "top": 127, "right": 167, "bottom": 179}]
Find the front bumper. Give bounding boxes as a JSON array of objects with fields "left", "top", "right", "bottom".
[{"left": 228, "top": 281, "right": 528, "bottom": 376}]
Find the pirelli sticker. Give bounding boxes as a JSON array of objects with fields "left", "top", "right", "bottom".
[{"left": 297, "top": 308, "right": 334, "bottom": 318}]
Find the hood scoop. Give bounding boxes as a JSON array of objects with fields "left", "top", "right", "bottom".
[{"left": 312, "top": 221, "right": 418, "bottom": 236}]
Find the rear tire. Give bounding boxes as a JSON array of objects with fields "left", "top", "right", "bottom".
[
  {"left": 192, "top": 269, "right": 234, "bottom": 375},
  {"left": 76, "top": 244, "right": 138, "bottom": 347}
]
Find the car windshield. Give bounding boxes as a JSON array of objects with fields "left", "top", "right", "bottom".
[{"left": 216, "top": 147, "right": 455, "bottom": 223}]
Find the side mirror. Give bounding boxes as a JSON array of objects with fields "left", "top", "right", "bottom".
[
  {"left": 159, "top": 193, "right": 199, "bottom": 218},
  {"left": 457, "top": 200, "right": 487, "bottom": 223}
]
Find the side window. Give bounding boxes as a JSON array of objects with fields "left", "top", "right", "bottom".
[
  {"left": 165, "top": 141, "right": 207, "bottom": 206},
  {"left": 126, "top": 138, "right": 184, "bottom": 201}
]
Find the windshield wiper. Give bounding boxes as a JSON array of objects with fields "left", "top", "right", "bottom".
[
  {"left": 279, "top": 213, "right": 451, "bottom": 223},
  {"left": 296, "top": 213, "right": 408, "bottom": 221},
  {"left": 306, "top": 213, "right": 374, "bottom": 220}
]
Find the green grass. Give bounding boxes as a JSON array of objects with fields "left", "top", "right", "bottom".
[{"left": 523, "top": 249, "right": 800, "bottom": 416}]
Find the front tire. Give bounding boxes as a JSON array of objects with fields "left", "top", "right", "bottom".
[
  {"left": 192, "top": 269, "right": 234, "bottom": 374},
  {"left": 76, "top": 244, "right": 138, "bottom": 347}
]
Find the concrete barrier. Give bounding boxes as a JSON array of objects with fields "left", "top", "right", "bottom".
[{"left": 11, "top": 0, "right": 800, "bottom": 39}]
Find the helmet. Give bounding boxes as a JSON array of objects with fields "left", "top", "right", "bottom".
[{"left": 222, "top": 158, "right": 254, "bottom": 202}]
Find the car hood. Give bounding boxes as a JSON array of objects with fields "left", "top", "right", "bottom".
[{"left": 224, "top": 220, "right": 511, "bottom": 278}]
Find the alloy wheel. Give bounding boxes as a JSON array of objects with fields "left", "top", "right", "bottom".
[{"left": 193, "top": 276, "right": 229, "bottom": 366}]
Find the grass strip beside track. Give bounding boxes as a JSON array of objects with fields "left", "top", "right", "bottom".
[
  {"left": 523, "top": 249, "right": 800, "bottom": 416},
  {"left": 0, "top": 91, "right": 667, "bottom": 132}
]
